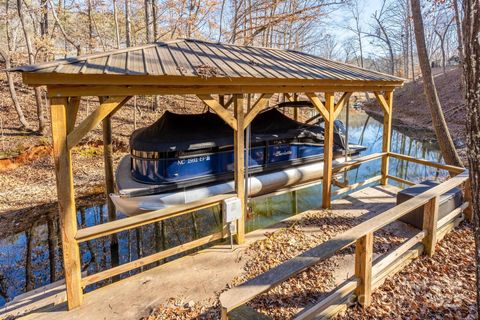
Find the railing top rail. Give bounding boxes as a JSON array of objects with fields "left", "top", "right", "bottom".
[
  {"left": 220, "top": 169, "right": 468, "bottom": 312},
  {"left": 76, "top": 193, "right": 233, "bottom": 242},
  {"left": 388, "top": 152, "right": 465, "bottom": 174}
]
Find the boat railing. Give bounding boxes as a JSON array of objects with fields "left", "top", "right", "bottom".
[{"left": 219, "top": 154, "right": 471, "bottom": 320}]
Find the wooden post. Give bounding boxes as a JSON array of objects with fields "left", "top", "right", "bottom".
[
  {"left": 103, "top": 116, "right": 116, "bottom": 221},
  {"left": 464, "top": 179, "right": 473, "bottom": 222},
  {"left": 322, "top": 93, "right": 335, "bottom": 209},
  {"left": 355, "top": 232, "right": 373, "bottom": 307},
  {"left": 381, "top": 91, "right": 393, "bottom": 185},
  {"left": 102, "top": 115, "right": 120, "bottom": 271},
  {"left": 50, "top": 97, "right": 83, "bottom": 309},
  {"left": 422, "top": 196, "right": 439, "bottom": 256},
  {"left": 293, "top": 93, "right": 298, "bottom": 121},
  {"left": 234, "top": 94, "right": 245, "bottom": 244}
]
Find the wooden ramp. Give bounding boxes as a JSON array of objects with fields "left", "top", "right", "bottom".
[{"left": 1, "top": 185, "right": 441, "bottom": 320}]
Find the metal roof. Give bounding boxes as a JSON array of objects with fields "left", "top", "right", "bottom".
[{"left": 13, "top": 39, "right": 404, "bottom": 85}]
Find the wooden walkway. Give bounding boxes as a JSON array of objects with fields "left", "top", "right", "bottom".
[{"left": 2, "top": 185, "right": 421, "bottom": 320}]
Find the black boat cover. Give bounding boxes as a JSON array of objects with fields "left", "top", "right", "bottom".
[{"left": 130, "top": 108, "right": 327, "bottom": 152}]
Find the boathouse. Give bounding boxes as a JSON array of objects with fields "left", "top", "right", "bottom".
[{"left": 8, "top": 39, "right": 471, "bottom": 319}]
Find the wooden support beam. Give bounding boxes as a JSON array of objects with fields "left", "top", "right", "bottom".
[
  {"left": 223, "top": 95, "right": 234, "bottom": 109},
  {"left": 305, "top": 92, "right": 328, "bottom": 120},
  {"left": 322, "top": 93, "right": 335, "bottom": 209},
  {"left": 46, "top": 84, "right": 399, "bottom": 98},
  {"left": 67, "top": 96, "right": 130, "bottom": 149},
  {"left": 243, "top": 93, "right": 273, "bottom": 129},
  {"left": 234, "top": 94, "right": 245, "bottom": 244},
  {"left": 49, "top": 97, "right": 83, "bottom": 310},
  {"left": 374, "top": 92, "right": 390, "bottom": 115},
  {"left": 355, "top": 232, "right": 373, "bottom": 307},
  {"left": 333, "top": 92, "right": 352, "bottom": 119},
  {"left": 197, "top": 94, "right": 238, "bottom": 130},
  {"left": 379, "top": 91, "right": 393, "bottom": 185},
  {"left": 422, "top": 196, "right": 439, "bottom": 256},
  {"left": 66, "top": 97, "right": 80, "bottom": 134}
]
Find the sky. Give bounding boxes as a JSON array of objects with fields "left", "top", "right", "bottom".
[{"left": 324, "top": 0, "right": 386, "bottom": 54}]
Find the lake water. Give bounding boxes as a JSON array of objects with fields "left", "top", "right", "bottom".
[{"left": 0, "top": 110, "right": 448, "bottom": 306}]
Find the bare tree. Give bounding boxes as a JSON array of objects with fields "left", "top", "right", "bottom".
[
  {"left": 411, "top": 0, "right": 462, "bottom": 166},
  {"left": 125, "top": 0, "right": 132, "bottom": 47},
  {"left": 113, "top": 0, "right": 121, "bottom": 48},
  {"left": 17, "top": 0, "right": 46, "bottom": 134},
  {"left": 0, "top": 49, "right": 30, "bottom": 130},
  {"left": 461, "top": 0, "right": 480, "bottom": 312},
  {"left": 434, "top": 15, "right": 454, "bottom": 74},
  {"left": 452, "top": 0, "right": 464, "bottom": 63}
]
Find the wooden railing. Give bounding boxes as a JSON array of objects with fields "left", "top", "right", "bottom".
[
  {"left": 76, "top": 193, "right": 233, "bottom": 288},
  {"left": 219, "top": 154, "right": 471, "bottom": 319}
]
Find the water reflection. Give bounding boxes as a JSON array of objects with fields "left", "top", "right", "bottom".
[{"left": 0, "top": 110, "right": 448, "bottom": 306}]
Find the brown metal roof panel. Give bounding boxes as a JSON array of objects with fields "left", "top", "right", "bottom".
[
  {"left": 167, "top": 43, "right": 196, "bottom": 76},
  {"left": 36, "top": 66, "right": 60, "bottom": 73},
  {"left": 224, "top": 45, "right": 281, "bottom": 78},
  {"left": 213, "top": 45, "right": 267, "bottom": 78},
  {"left": 313, "top": 56, "right": 378, "bottom": 80},
  {"left": 156, "top": 45, "right": 181, "bottom": 76},
  {"left": 58, "top": 61, "right": 85, "bottom": 74},
  {"left": 105, "top": 52, "right": 127, "bottom": 74},
  {"left": 251, "top": 47, "right": 317, "bottom": 79},
  {"left": 182, "top": 41, "right": 229, "bottom": 77},
  {"left": 175, "top": 41, "right": 203, "bottom": 68},
  {"left": 204, "top": 44, "right": 254, "bottom": 78},
  {"left": 291, "top": 51, "right": 362, "bottom": 80},
  {"left": 280, "top": 50, "right": 347, "bottom": 80},
  {"left": 237, "top": 46, "right": 294, "bottom": 78},
  {"left": 82, "top": 56, "right": 109, "bottom": 74},
  {"left": 143, "top": 47, "right": 164, "bottom": 75},
  {"left": 271, "top": 49, "right": 330, "bottom": 80},
  {"left": 192, "top": 41, "right": 242, "bottom": 77},
  {"left": 126, "top": 50, "right": 146, "bottom": 75}
]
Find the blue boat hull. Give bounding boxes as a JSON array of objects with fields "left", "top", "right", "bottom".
[{"left": 131, "top": 143, "right": 326, "bottom": 185}]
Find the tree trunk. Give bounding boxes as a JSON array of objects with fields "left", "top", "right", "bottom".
[
  {"left": 0, "top": 49, "right": 30, "bottom": 130},
  {"left": 125, "top": 0, "right": 132, "bottom": 47},
  {"left": 144, "top": 0, "right": 153, "bottom": 43},
  {"left": 453, "top": 0, "right": 465, "bottom": 64},
  {"left": 113, "top": 0, "right": 120, "bottom": 48},
  {"left": 461, "top": 0, "right": 480, "bottom": 313},
  {"left": 17, "top": 0, "right": 46, "bottom": 134},
  {"left": 410, "top": 0, "right": 463, "bottom": 167}
]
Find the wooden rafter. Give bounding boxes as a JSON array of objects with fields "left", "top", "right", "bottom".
[
  {"left": 66, "top": 97, "right": 80, "bottom": 134},
  {"left": 197, "top": 94, "right": 238, "bottom": 131},
  {"left": 374, "top": 92, "right": 390, "bottom": 115},
  {"left": 333, "top": 92, "right": 352, "bottom": 119},
  {"left": 223, "top": 95, "right": 234, "bottom": 109},
  {"left": 243, "top": 93, "right": 273, "bottom": 129},
  {"left": 305, "top": 92, "right": 328, "bottom": 119},
  {"left": 66, "top": 96, "right": 131, "bottom": 149}
]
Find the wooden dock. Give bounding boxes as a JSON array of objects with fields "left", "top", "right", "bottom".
[{"left": 1, "top": 185, "right": 426, "bottom": 320}]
